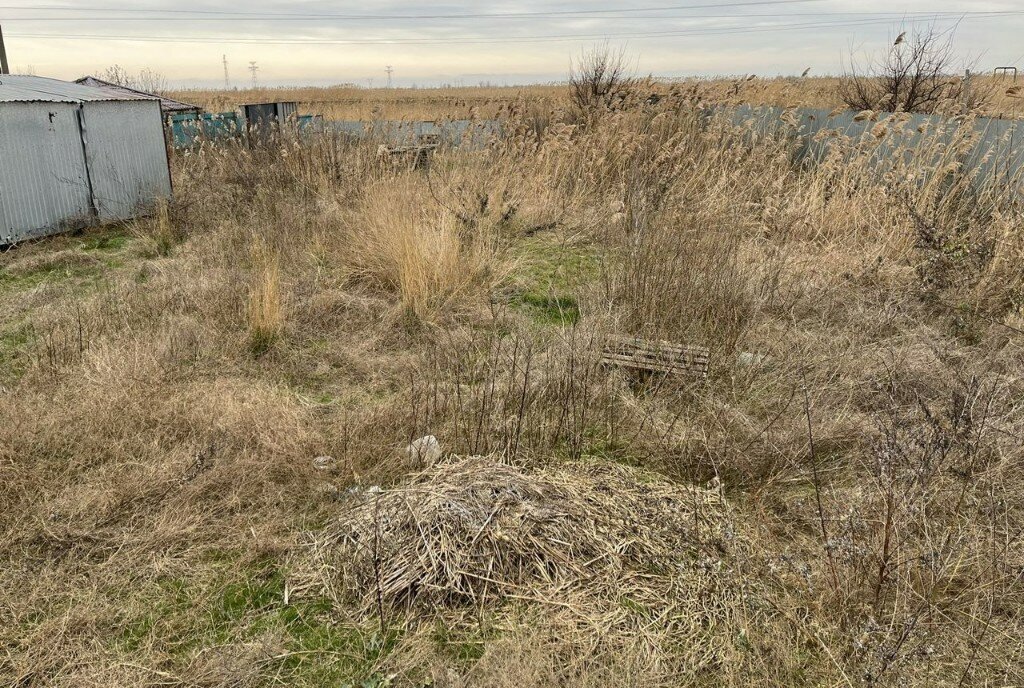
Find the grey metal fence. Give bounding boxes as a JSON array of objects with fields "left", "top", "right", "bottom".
[
  {"left": 329, "top": 119, "right": 501, "bottom": 149},
  {"left": 326, "top": 109, "right": 1023, "bottom": 193},
  {"left": 718, "top": 105, "right": 1024, "bottom": 192}
]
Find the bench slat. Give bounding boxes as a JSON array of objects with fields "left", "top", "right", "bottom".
[{"left": 601, "top": 335, "right": 710, "bottom": 378}]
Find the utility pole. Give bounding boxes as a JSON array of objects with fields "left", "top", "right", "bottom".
[
  {"left": 222, "top": 54, "right": 229, "bottom": 89},
  {"left": 0, "top": 24, "right": 10, "bottom": 75},
  {"left": 248, "top": 61, "right": 259, "bottom": 88},
  {"left": 963, "top": 68, "right": 973, "bottom": 112},
  {"left": 385, "top": 65, "right": 393, "bottom": 89}
]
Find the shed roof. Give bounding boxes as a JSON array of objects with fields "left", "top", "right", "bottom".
[
  {"left": 0, "top": 74, "right": 133, "bottom": 103},
  {"left": 75, "top": 76, "right": 201, "bottom": 114}
]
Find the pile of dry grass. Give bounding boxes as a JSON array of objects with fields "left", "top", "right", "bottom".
[{"left": 300, "top": 457, "right": 748, "bottom": 671}]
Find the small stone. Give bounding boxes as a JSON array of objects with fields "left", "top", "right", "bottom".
[
  {"left": 737, "top": 351, "right": 767, "bottom": 368},
  {"left": 405, "top": 435, "right": 442, "bottom": 467}
]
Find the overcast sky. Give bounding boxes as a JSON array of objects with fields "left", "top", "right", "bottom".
[{"left": 2, "top": 1, "right": 1022, "bottom": 88}]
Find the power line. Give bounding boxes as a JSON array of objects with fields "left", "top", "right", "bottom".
[
  {"left": 4, "top": 9, "right": 1022, "bottom": 22},
  {"left": 0, "top": 0, "right": 827, "bottom": 20},
  {"left": 248, "top": 60, "right": 258, "bottom": 87},
  {"left": 3, "top": 14, "right": 1009, "bottom": 47}
]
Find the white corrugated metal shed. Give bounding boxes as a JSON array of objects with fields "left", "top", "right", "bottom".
[
  {"left": 0, "top": 75, "right": 172, "bottom": 244},
  {"left": 0, "top": 74, "right": 131, "bottom": 103}
]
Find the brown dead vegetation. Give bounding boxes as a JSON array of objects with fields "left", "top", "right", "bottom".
[{"left": 2, "top": 68, "right": 1023, "bottom": 686}]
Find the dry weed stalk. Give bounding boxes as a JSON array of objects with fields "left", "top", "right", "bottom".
[{"left": 248, "top": 240, "right": 283, "bottom": 354}]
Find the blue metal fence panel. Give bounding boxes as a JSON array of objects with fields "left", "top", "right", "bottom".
[{"left": 170, "top": 112, "right": 244, "bottom": 148}]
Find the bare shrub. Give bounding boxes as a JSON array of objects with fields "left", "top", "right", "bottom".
[
  {"left": 568, "top": 44, "right": 639, "bottom": 117},
  {"left": 559, "top": 111, "right": 771, "bottom": 353},
  {"left": 788, "top": 369, "right": 1024, "bottom": 685},
  {"left": 839, "top": 26, "right": 991, "bottom": 114},
  {"left": 606, "top": 216, "right": 754, "bottom": 353},
  {"left": 405, "top": 324, "right": 608, "bottom": 463},
  {"left": 99, "top": 64, "right": 168, "bottom": 94}
]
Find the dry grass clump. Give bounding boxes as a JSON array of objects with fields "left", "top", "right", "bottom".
[
  {"left": 404, "top": 324, "right": 610, "bottom": 464},
  {"left": 247, "top": 240, "right": 284, "bottom": 354},
  {"left": 340, "top": 175, "right": 509, "bottom": 320},
  {"left": 131, "top": 196, "right": 184, "bottom": 258}
]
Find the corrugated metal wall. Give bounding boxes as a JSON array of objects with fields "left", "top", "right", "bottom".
[
  {"left": 719, "top": 105, "right": 1024, "bottom": 192},
  {"left": 0, "top": 102, "right": 94, "bottom": 243},
  {"left": 0, "top": 98, "right": 171, "bottom": 243},
  {"left": 80, "top": 99, "right": 172, "bottom": 222}
]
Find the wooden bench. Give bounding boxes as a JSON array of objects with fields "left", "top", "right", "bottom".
[{"left": 601, "top": 335, "right": 710, "bottom": 379}]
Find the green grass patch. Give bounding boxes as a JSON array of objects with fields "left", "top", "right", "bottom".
[
  {"left": 511, "top": 292, "right": 580, "bottom": 325},
  {"left": 431, "top": 618, "right": 497, "bottom": 666},
  {"left": 109, "top": 563, "right": 405, "bottom": 687},
  {"left": 0, "top": 322, "right": 36, "bottom": 382},
  {"left": 507, "top": 233, "right": 601, "bottom": 327},
  {"left": 0, "top": 256, "right": 109, "bottom": 295},
  {"left": 580, "top": 433, "right": 643, "bottom": 467},
  {"left": 513, "top": 234, "right": 603, "bottom": 294},
  {"left": 79, "top": 226, "right": 131, "bottom": 253},
  {"left": 0, "top": 227, "right": 131, "bottom": 298},
  {"left": 213, "top": 568, "right": 403, "bottom": 686}
]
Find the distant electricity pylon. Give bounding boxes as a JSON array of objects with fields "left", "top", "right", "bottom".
[
  {"left": 249, "top": 61, "right": 259, "bottom": 88},
  {"left": 222, "top": 54, "right": 229, "bottom": 88},
  {"left": 385, "top": 65, "right": 393, "bottom": 88}
]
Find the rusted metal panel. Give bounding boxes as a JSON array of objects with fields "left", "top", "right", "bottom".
[
  {"left": 80, "top": 99, "right": 172, "bottom": 222},
  {"left": 0, "top": 101, "right": 93, "bottom": 243}
]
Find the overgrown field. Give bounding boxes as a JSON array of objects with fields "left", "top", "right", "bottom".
[
  {"left": 2, "top": 92, "right": 1023, "bottom": 687},
  {"left": 171, "top": 74, "right": 1024, "bottom": 121}
]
